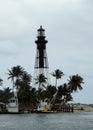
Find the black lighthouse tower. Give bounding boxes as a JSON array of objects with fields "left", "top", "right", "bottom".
[{"left": 33, "top": 26, "right": 50, "bottom": 89}]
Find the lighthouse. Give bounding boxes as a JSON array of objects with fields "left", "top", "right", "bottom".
[{"left": 33, "top": 26, "right": 50, "bottom": 89}]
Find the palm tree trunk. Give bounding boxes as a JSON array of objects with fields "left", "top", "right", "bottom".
[
  {"left": 13, "top": 79, "right": 15, "bottom": 97},
  {"left": 55, "top": 78, "right": 57, "bottom": 88}
]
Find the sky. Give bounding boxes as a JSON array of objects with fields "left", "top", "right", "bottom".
[{"left": 0, "top": 0, "right": 93, "bottom": 104}]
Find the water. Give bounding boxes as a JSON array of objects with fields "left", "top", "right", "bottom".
[{"left": 0, "top": 112, "right": 93, "bottom": 130}]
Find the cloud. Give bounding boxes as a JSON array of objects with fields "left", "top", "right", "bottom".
[
  {"left": 0, "top": 40, "right": 19, "bottom": 56},
  {"left": 0, "top": 0, "right": 33, "bottom": 39},
  {"left": 0, "top": 0, "right": 83, "bottom": 37}
]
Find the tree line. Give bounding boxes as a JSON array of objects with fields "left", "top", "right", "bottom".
[{"left": 0, "top": 65, "right": 84, "bottom": 106}]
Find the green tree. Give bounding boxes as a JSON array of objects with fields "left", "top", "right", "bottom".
[
  {"left": 15, "top": 71, "right": 32, "bottom": 89},
  {"left": 17, "top": 72, "right": 32, "bottom": 105},
  {"left": 30, "top": 88, "right": 38, "bottom": 106},
  {"left": 7, "top": 68, "right": 15, "bottom": 91},
  {"left": 45, "top": 85, "right": 57, "bottom": 101},
  {"left": 35, "top": 74, "right": 47, "bottom": 89},
  {"left": 68, "top": 74, "right": 84, "bottom": 92},
  {"left": 3, "top": 87, "right": 13, "bottom": 103},
  {"left": 51, "top": 69, "right": 64, "bottom": 88},
  {"left": 0, "top": 78, "right": 3, "bottom": 87},
  {"left": 51, "top": 84, "right": 73, "bottom": 104},
  {"left": 35, "top": 74, "right": 47, "bottom": 101},
  {"left": 0, "top": 87, "right": 13, "bottom": 103},
  {"left": 64, "top": 93, "right": 73, "bottom": 103},
  {"left": 21, "top": 72, "right": 31, "bottom": 85},
  {"left": 7, "top": 65, "right": 24, "bottom": 94},
  {"left": 57, "top": 84, "right": 69, "bottom": 100}
]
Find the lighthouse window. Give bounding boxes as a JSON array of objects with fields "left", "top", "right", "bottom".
[{"left": 38, "top": 31, "right": 45, "bottom": 36}]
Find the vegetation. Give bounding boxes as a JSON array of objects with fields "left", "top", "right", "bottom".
[
  {"left": 0, "top": 87, "right": 13, "bottom": 103},
  {"left": 0, "top": 78, "right": 3, "bottom": 87},
  {"left": 51, "top": 69, "right": 64, "bottom": 88},
  {"left": 0, "top": 66, "right": 84, "bottom": 107},
  {"left": 35, "top": 74, "right": 47, "bottom": 89}
]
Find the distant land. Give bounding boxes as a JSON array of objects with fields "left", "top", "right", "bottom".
[{"left": 73, "top": 103, "right": 93, "bottom": 112}]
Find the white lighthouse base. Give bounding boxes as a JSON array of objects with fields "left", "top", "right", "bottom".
[{"left": 37, "top": 99, "right": 51, "bottom": 112}]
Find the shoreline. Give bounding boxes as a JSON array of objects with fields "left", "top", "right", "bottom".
[
  {"left": 0, "top": 104, "right": 93, "bottom": 114},
  {"left": 73, "top": 104, "right": 93, "bottom": 112}
]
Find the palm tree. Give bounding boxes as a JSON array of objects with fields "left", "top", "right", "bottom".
[
  {"left": 58, "top": 84, "right": 73, "bottom": 103},
  {"left": 51, "top": 69, "right": 64, "bottom": 88},
  {"left": 21, "top": 72, "right": 32, "bottom": 85},
  {"left": 8, "top": 65, "right": 24, "bottom": 80},
  {"left": 7, "top": 65, "right": 24, "bottom": 92},
  {"left": 35, "top": 74, "right": 47, "bottom": 101},
  {"left": 35, "top": 74, "right": 47, "bottom": 89},
  {"left": 18, "top": 82, "right": 31, "bottom": 105},
  {"left": 0, "top": 87, "right": 13, "bottom": 103},
  {"left": 68, "top": 74, "right": 84, "bottom": 93},
  {"left": 30, "top": 88, "right": 38, "bottom": 106},
  {"left": 3, "top": 87, "right": 13, "bottom": 103},
  {"left": 13, "top": 65, "right": 24, "bottom": 81},
  {"left": 0, "top": 78, "right": 3, "bottom": 87},
  {"left": 64, "top": 94, "right": 73, "bottom": 103},
  {"left": 15, "top": 72, "right": 32, "bottom": 89},
  {"left": 58, "top": 84, "right": 69, "bottom": 98},
  {"left": 16, "top": 71, "right": 32, "bottom": 105},
  {"left": 46, "top": 85, "right": 57, "bottom": 101},
  {"left": 7, "top": 68, "right": 16, "bottom": 90}
]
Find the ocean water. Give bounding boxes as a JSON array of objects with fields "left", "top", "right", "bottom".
[{"left": 0, "top": 112, "right": 93, "bottom": 130}]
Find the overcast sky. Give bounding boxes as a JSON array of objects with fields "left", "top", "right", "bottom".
[{"left": 0, "top": 0, "right": 93, "bottom": 104}]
